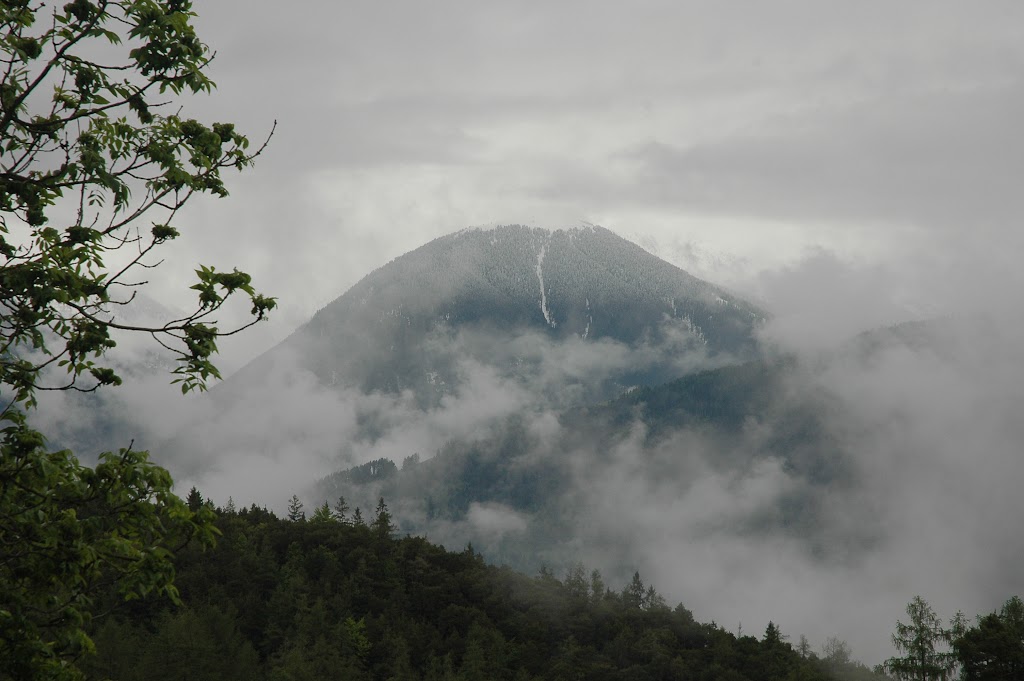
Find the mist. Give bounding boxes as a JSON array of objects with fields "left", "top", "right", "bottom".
[
  {"left": 616, "top": 251, "right": 1024, "bottom": 664},
  {"left": 10, "top": 0, "right": 1024, "bottom": 675},
  {"left": 26, "top": 220, "right": 1024, "bottom": 673}
]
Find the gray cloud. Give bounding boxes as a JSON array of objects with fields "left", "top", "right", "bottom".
[
  {"left": 39, "top": 259, "right": 1024, "bottom": 667},
  {"left": 623, "top": 83, "right": 1024, "bottom": 227},
  {"left": 25, "top": 0, "right": 1024, "bottom": 669},
  {"left": 547, "top": 312, "right": 1024, "bottom": 664},
  {"left": 146, "top": 0, "right": 1024, "bottom": 372}
]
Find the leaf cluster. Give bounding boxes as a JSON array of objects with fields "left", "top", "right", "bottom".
[
  {"left": 0, "top": 411, "right": 217, "bottom": 680},
  {"left": 1, "top": 0, "right": 275, "bottom": 406}
]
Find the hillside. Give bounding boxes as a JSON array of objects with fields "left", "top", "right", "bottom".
[{"left": 83, "top": 503, "right": 872, "bottom": 681}]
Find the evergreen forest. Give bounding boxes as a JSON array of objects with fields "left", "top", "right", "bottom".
[{"left": 80, "top": 494, "right": 891, "bottom": 681}]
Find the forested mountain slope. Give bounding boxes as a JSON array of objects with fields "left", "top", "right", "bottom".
[
  {"left": 83, "top": 503, "right": 874, "bottom": 681},
  {"left": 316, "top": 357, "right": 857, "bottom": 574}
]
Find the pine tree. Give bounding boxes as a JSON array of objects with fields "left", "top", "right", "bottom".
[
  {"left": 762, "top": 621, "right": 787, "bottom": 680},
  {"left": 624, "top": 571, "right": 646, "bottom": 610},
  {"left": 334, "top": 495, "right": 350, "bottom": 523},
  {"left": 590, "top": 569, "right": 607, "bottom": 603},
  {"left": 885, "top": 596, "right": 957, "bottom": 681},
  {"left": 953, "top": 596, "right": 1024, "bottom": 680},
  {"left": 564, "top": 562, "right": 587, "bottom": 599},
  {"left": 643, "top": 585, "right": 667, "bottom": 612},
  {"left": 310, "top": 501, "right": 334, "bottom": 523},
  {"left": 186, "top": 487, "right": 205, "bottom": 512},
  {"left": 373, "top": 496, "right": 396, "bottom": 537},
  {"left": 287, "top": 495, "right": 305, "bottom": 522}
]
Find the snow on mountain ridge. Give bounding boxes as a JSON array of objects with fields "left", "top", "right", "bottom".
[
  {"left": 535, "top": 240, "right": 557, "bottom": 328},
  {"left": 221, "top": 224, "right": 765, "bottom": 404}
]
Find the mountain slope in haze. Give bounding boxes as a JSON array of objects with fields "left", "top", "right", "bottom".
[
  {"left": 316, "top": 315, "right": 976, "bottom": 576},
  {"left": 316, "top": 356, "right": 859, "bottom": 573},
  {"left": 227, "top": 225, "right": 765, "bottom": 405}
]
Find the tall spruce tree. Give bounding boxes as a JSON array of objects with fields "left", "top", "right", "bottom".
[
  {"left": 885, "top": 596, "right": 957, "bottom": 681},
  {"left": 286, "top": 494, "right": 305, "bottom": 522},
  {"left": 372, "top": 496, "right": 395, "bottom": 537},
  {"left": 333, "top": 495, "right": 350, "bottom": 523}
]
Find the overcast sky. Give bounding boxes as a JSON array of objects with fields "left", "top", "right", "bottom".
[
  {"left": 29, "top": 2, "right": 1024, "bottom": 664},
  {"left": 135, "top": 0, "right": 1024, "bottom": 370}
]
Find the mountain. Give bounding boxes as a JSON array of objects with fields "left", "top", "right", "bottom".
[
  {"left": 225, "top": 225, "right": 765, "bottom": 406},
  {"left": 315, "top": 357, "right": 860, "bottom": 573},
  {"left": 313, "top": 313, "right": 976, "bottom": 575}
]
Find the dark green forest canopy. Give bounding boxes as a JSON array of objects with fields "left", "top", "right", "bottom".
[{"left": 84, "top": 503, "right": 874, "bottom": 681}]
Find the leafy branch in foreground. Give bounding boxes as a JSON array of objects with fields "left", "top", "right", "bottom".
[
  {"left": 1, "top": 0, "right": 276, "bottom": 407},
  {"left": 1, "top": 1, "right": 274, "bottom": 678},
  {"left": 1, "top": 415, "right": 218, "bottom": 679}
]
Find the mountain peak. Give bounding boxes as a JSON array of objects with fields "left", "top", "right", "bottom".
[{"left": 232, "top": 225, "right": 765, "bottom": 402}]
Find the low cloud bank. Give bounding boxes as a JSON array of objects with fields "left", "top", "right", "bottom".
[{"left": 33, "top": 253, "right": 1024, "bottom": 667}]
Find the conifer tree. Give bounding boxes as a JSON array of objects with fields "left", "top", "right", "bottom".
[
  {"left": 186, "top": 487, "right": 205, "bottom": 512},
  {"left": 644, "top": 585, "right": 667, "bottom": 611},
  {"left": 373, "top": 496, "right": 396, "bottom": 537},
  {"left": 953, "top": 596, "right": 1024, "bottom": 680},
  {"left": 590, "top": 569, "right": 607, "bottom": 602},
  {"left": 885, "top": 596, "right": 957, "bottom": 681},
  {"left": 623, "top": 571, "right": 646, "bottom": 609},
  {"left": 286, "top": 494, "right": 305, "bottom": 522},
  {"left": 564, "top": 562, "right": 587, "bottom": 599},
  {"left": 310, "top": 501, "right": 333, "bottom": 523},
  {"left": 334, "top": 495, "right": 350, "bottom": 523}
]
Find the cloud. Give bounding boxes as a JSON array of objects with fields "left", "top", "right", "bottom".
[
  {"left": 546, "top": 300, "right": 1024, "bottom": 665},
  {"left": 752, "top": 249, "right": 918, "bottom": 354},
  {"left": 623, "top": 83, "right": 1024, "bottom": 229},
  {"left": 22, "top": 0, "right": 1024, "bottom": 669},
  {"left": 38, "top": 252, "right": 1024, "bottom": 668},
  {"left": 63, "top": 316, "right": 706, "bottom": 508},
  {"left": 466, "top": 502, "right": 530, "bottom": 538},
  {"left": 137, "top": 0, "right": 1024, "bottom": 376}
]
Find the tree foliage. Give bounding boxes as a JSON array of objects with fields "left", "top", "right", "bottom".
[
  {"left": 1, "top": 1, "right": 272, "bottom": 677},
  {"left": 1, "top": 0, "right": 274, "bottom": 401},
  {"left": 883, "top": 595, "right": 1024, "bottom": 681},
  {"left": 954, "top": 596, "right": 1024, "bottom": 680},
  {"left": 885, "top": 596, "right": 957, "bottom": 681},
  {"left": 83, "top": 503, "right": 840, "bottom": 681},
  {"left": 285, "top": 495, "right": 304, "bottom": 522}
]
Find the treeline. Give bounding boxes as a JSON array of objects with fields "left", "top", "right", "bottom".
[
  {"left": 882, "top": 595, "right": 1024, "bottom": 680},
  {"left": 82, "top": 493, "right": 866, "bottom": 681}
]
